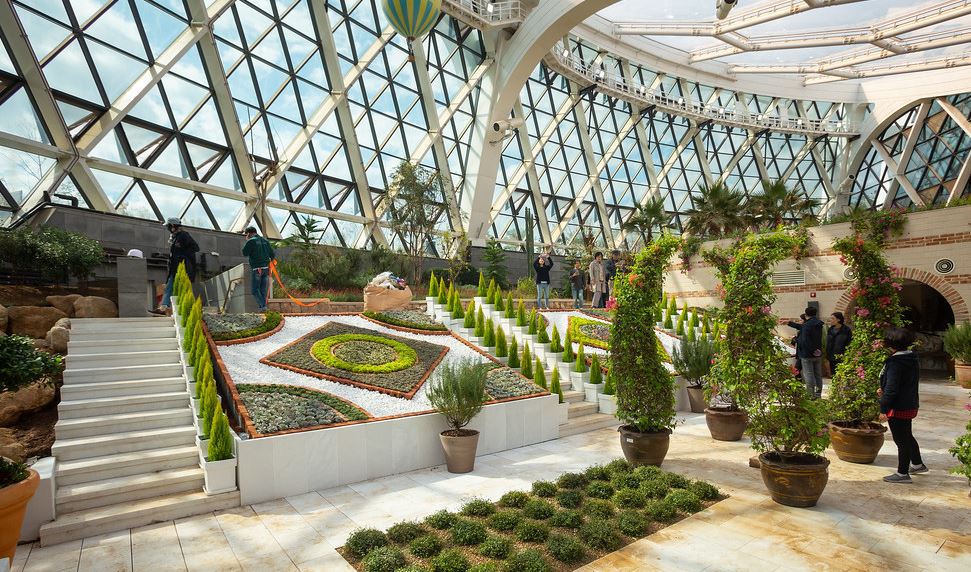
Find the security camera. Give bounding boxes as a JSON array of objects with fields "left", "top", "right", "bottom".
[
  {"left": 492, "top": 118, "right": 525, "bottom": 133},
  {"left": 716, "top": 0, "right": 737, "bottom": 20}
]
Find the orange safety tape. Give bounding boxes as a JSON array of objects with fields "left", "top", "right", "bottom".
[{"left": 268, "top": 259, "right": 330, "bottom": 308}]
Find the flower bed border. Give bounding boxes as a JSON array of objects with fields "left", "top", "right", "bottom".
[
  {"left": 360, "top": 312, "right": 453, "bottom": 335},
  {"left": 579, "top": 308, "right": 615, "bottom": 323},
  {"left": 568, "top": 315, "right": 612, "bottom": 350},
  {"left": 211, "top": 314, "right": 286, "bottom": 346}
]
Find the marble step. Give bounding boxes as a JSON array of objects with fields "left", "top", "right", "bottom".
[
  {"left": 68, "top": 338, "right": 180, "bottom": 355},
  {"left": 52, "top": 426, "right": 196, "bottom": 461},
  {"left": 568, "top": 401, "right": 598, "bottom": 419},
  {"left": 562, "top": 390, "right": 584, "bottom": 403},
  {"left": 55, "top": 467, "right": 204, "bottom": 513},
  {"left": 58, "top": 392, "right": 189, "bottom": 420},
  {"left": 70, "top": 327, "right": 176, "bottom": 341},
  {"left": 55, "top": 445, "right": 200, "bottom": 486},
  {"left": 67, "top": 350, "right": 181, "bottom": 368},
  {"left": 558, "top": 413, "right": 621, "bottom": 438},
  {"left": 55, "top": 408, "right": 193, "bottom": 440},
  {"left": 71, "top": 317, "right": 174, "bottom": 332},
  {"left": 64, "top": 363, "right": 183, "bottom": 384},
  {"left": 40, "top": 490, "right": 240, "bottom": 547},
  {"left": 60, "top": 378, "right": 186, "bottom": 400}
]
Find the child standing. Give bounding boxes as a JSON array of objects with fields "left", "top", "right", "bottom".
[{"left": 878, "top": 327, "right": 927, "bottom": 483}]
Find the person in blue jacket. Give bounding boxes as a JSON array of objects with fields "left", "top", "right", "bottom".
[{"left": 242, "top": 226, "right": 276, "bottom": 312}]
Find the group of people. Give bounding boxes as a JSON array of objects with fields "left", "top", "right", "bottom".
[
  {"left": 786, "top": 306, "right": 852, "bottom": 400},
  {"left": 531, "top": 250, "right": 625, "bottom": 310}
]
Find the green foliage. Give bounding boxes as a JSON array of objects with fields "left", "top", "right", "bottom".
[
  {"left": 507, "top": 336, "right": 520, "bottom": 368},
  {"left": 943, "top": 323, "right": 971, "bottom": 363},
  {"left": 527, "top": 310, "right": 538, "bottom": 335},
  {"left": 495, "top": 328, "right": 507, "bottom": 358},
  {"left": 451, "top": 291, "right": 464, "bottom": 319},
  {"left": 644, "top": 499, "right": 677, "bottom": 522},
  {"left": 362, "top": 546, "right": 406, "bottom": 572},
  {"left": 499, "top": 491, "right": 530, "bottom": 508},
  {"left": 671, "top": 337, "right": 716, "bottom": 387},
  {"left": 689, "top": 480, "right": 720, "bottom": 501},
  {"left": 584, "top": 465, "right": 611, "bottom": 481},
  {"left": 346, "top": 528, "right": 389, "bottom": 559},
  {"left": 487, "top": 510, "right": 522, "bottom": 531},
  {"left": 487, "top": 279, "right": 496, "bottom": 304},
  {"left": 640, "top": 479, "right": 669, "bottom": 499},
  {"left": 661, "top": 471, "right": 690, "bottom": 489},
  {"left": 516, "top": 300, "right": 527, "bottom": 327},
  {"left": 461, "top": 498, "right": 496, "bottom": 518},
  {"left": 602, "top": 370, "right": 616, "bottom": 396},
  {"left": 585, "top": 481, "right": 614, "bottom": 499},
  {"left": 584, "top": 499, "right": 615, "bottom": 519},
  {"left": 200, "top": 380, "right": 217, "bottom": 439},
  {"left": 549, "top": 510, "right": 584, "bottom": 529},
  {"left": 450, "top": 518, "right": 487, "bottom": 546},
  {"left": 533, "top": 359, "right": 546, "bottom": 389},
  {"left": 612, "top": 488, "right": 647, "bottom": 509},
  {"left": 431, "top": 548, "right": 470, "bottom": 572},
  {"left": 477, "top": 271, "right": 487, "bottom": 297},
  {"left": 311, "top": 334, "right": 417, "bottom": 373},
  {"left": 663, "top": 311, "right": 674, "bottom": 330},
  {"left": 474, "top": 308, "right": 485, "bottom": 338},
  {"left": 605, "top": 458, "right": 632, "bottom": 475},
  {"left": 207, "top": 410, "right": 234, "bottom": 462},
  {"left": 0, "top": 456, "right": 28, "bottom": 488},
  {"left": 469, "top": 564, "right": 499, "bottom": 572},
  {"left": 588, "top": 354, "right": 602, "bottom": 384},
  {"left": 549, "top": 326, "right": 562, "bottom": 353},
  {"left": 667, "top": 296, "right": 677, "bottom": 316},
  {"left": 610, "top": 472, "right": 641, "bottom": 490},
  {"left": 478, "top": 535, "right": 512, "bottom": 559},
  {"left": 0, "top": 225, "right": 105, "bottom": 282},
  {"left": 521, "top": 344, "right": 533, "bottom": 379},
  {"left": 426, "top": 358, "right": 489, "bottom": 431},
  {"left": 503, "top": 549, "right": 551, "bottom": 572},
  {"left": 387, "top": 521, "right": 425, "bottom": 544},
  {"left": 463, "top": 302, "right": 477, "bottom": 329},
  {"left": 483, "top": 318, "right": 496, "bottom": 348},
  {"left": 437, "top": 281, "right": 449, "bottom": 305},
  {"left": 664, "top": 489, "right": 702, "bottom": 513},
  {"left": 549, "top": 368, "right": 563, "bottom": 404},
  {"left": 562, "top": 330, "right": 575, "bottom": 362},
  {"left": 573, "top": 345, "right": 588, "bottom": 373},
  {"left": 546, "top": 533, "right": 586, "bottom": 564},
  {"left": 616, "top": 510, "right": 649, "bottom": 536},
  {"left": 676, "top": 313, "right": 686, "bottom": 336},
  {"left": 0, "top": 334, "right": 61, "bottom": 393},
  {"left": 409, "top": 535, "right": 443, "bottom": 558},
  {"left": 580, "top": 518, "right": 621, "bottom": 551},
  {"left": 686, "top": 323, "right": 696, "bottom": 341},
  {"left": 556, "top": 472, "right": 587, "bottom": 489},
  {"left": 531, "top": 481, "right": 556, "bottom": 497},
  {"left": 537, "top": 322, "right": 550, "bottom": 344},
  {"left": 425, "top": 510, "right": 458, "bottom": 530},
  {"left": 522, "top": 498, "right": 555, "bottom": 520},
  {"left": 514, "top": 520, "right": 550, "bottom": 543},
  {"left": 386, "top": 162, "right": 448, "bottom": 283},
  {"left": 555, "top": 489, "right": 582, "bottom": 509},
  {"left": 429, "top": 272, "right": 439, "bottom": 297},
  {"left": 504, "top": 294, "right": 515, "bottom": 319},
  {"left": 494, "top": 289, "right": 505, "bottom": 312},
  {"left": 950, "top": 411, "right": 971, "bottom": 481},
  {"left": 208, "top": 312, "right": 285, "bottom": 342}
]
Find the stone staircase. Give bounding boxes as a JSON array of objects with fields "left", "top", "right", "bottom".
[
  {"left": 39, "top": 317, "right": 239, "bottom": 546},
  {"left": 558, "top": 390, "right": 621, "bottom": 437}
]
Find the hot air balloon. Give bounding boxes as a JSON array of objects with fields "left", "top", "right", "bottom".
[{"left": 381, "top": 0, "right": 442, "bottom": 61}]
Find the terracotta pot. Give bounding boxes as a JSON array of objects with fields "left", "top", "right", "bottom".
[
  {"left": 759, "top": 452, "right": 829, "bottom": 508},
  {"left": 0, "top": 469, "right": 39, "bottom": 562},
  {"left": 440, "top": 430, "right": 480, "bottom": 473},
  {"left": 618, "top": 425, "right": 670, "bottom": 467},
  {"left": 685, "top": 386, "right": 706, "bottom": 413},
  {"left": 705, "top": 408, "right": 748, "bottom": 441},
  {"left": 956, "top": 363, "right": 971, "bottom": 389},
  {"left": 828, "top": 421, "right": 887, "bottom": 464}
]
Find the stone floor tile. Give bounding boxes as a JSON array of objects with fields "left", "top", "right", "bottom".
[
  {"left": 130, "top": 522, "right": 186, "bottom": 572},
  {"left": 22, "top": 540, "right": 82, "bottom": 572},
  {"left": 11, "top": 543, "right": 32, "bottom": 572}
]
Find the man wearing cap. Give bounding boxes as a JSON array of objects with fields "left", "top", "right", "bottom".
[
  {"left": 242, "top": 226, "right": 275, "bottom": 312},
  {"left": 152, "top": 218, "right": 199, "bottom": 315}
]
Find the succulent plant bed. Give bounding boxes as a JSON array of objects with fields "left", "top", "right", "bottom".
[
  {"left": 485, "top": 367, "right": 546, "bottom": 401},
  {"left": 568, "top": 316, "right": 612, "bottom": 350},
  {"left": 579, "top": 308, "right": 614, "bottom": 322},
  {"left": 205, "top": 311, "right": 284, "bottom": 342},
  {"left": 236, "top": 384, "right": 369, "bottom": 436},
  {"left": 261, "top": 322, "right": 449, "bottom": 399},
  {"left": 338, "top": 458, "right": 723, "bottom": 572},
  {"left": 363, "top": 310, "right": 449, "bottom": 333}
]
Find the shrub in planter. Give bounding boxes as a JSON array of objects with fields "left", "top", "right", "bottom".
[
  {"left": 550, "top": 368, "right": 563, "bottom": 403},
  {"left": 495, "top": 328, "right": 507, "bottom": 358},
  {"left": 504, "top": 294, "right": 515, "bottom": 319},
  {"left": 387, "top": 521, "right": 425, "bottom": 544},
  {"left": 944, "top": 323, "right": 971, "bottom": 388},
  {"left": 487, "top": 510, "right": 522, "bottom": 531},
  {"left": 477, "top": 272, "right": 487, "bottom": 298},
  {"left": 429, "top": 272, "right": 439, "bottom": 298},
  {"left": 474, "top": 308, "right": 485, "bottom": 338},
  {"left": 580, "top": 518, "right": 621, "bottom": 551},
  {"left": 346, "top": 528, "right": 389, "bottom": 559},
  {"left": 546, "top": 533, "right": 585, "bottom": 564},
  {"left": 514, "top": 519, "right": 550, "bottom": 542},
  {"left": 549, "top": 326, "right": 563, "bottom": 353},
  {"left": 672, "top": 337, "right": 715, "bottom": 392},
  {"left": 588, "top": 355, "right": 602, "bottom": 384},
  {"left": 478, "top": 535, "right": 512, "bottom": 559},
  {"left": 362, "top": 545, "right": 406, "bottom": 572},
  {"left": 676, "top": 313, "right": 686, "bottom": 337},
  {"left": 528, "top": 310, "right": 538, "bottom": 336},
  {"left": 494, "top": 289, "right": 505, "bottom": 313},
  {"left": 573, "top": 345, "right": 588, "bottom": 373},
  {"left": 451, "top": 291, "right": 464, "bottom": 321},
  {"left": 409, "top": 534, "right": 443, "bottom": 558},
  {"left": 536, "top": 323, "right": 550, "bottom": 345},
  {"left": 483, "top": 318, "right": 496, "bottom": 348},
  {"left": 463, "top": 302, "right": 477, "bottom": 329},
  {"left": 521, "top": 344, "right": 533, "bottom": 379},
  {"left": 562, "top": 330, "right": 575, "bottom": 363},
  {"left": 949, "top": 406, "right": 971, "bottom": 485},
  {"left": 613, "top": 236, "right": 681, "bottom": 466},
  {"left": 663, "top": 311, "right": 674, "bottom": 330},
  {"left": 499, "top": 490, "right": 530, "bottom": 508},
  {"left": 437, "top": 282, "right": 449, "bottom": 306},
  {"left": 427, "top": 359, "right": 490, "bottom": 473},
  {"left": 200, "top": 381, "right": 217, "bottom": 439},
  {"left": 516, "top": 300, "right": 527, "bottom": 327},
  {"left": 533, "top": 359, "right": 546, "bottom": 389},
  {"left": 507, "top": 336, "right": 520, "bottom": 368},
  {"left": 432, "top": 548, "right": 470, "bottom": 572},
  {"left": 207, "top": 409, "right": 234, "bottom": 462}
]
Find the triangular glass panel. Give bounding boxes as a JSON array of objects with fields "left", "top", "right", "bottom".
[
  {"left": 122, "top": 123, "right": 168, "bottom": 165},
  {"left": 148, "top": 139, "right": 191, "bottom": 178},
  {"left": 206, "top": 156, "right": 243, "bottom": 192},
  {"left": 87, "top": 42, "right": 146, "bottom": 102},
  {"left": 90, "top": 127, "right": 128, "bottom": 163},
  {"left": 0, "top": 88, "right": 49, "bottom": 143},
  {"left": 89, "top": 168, "right": 134, "bottom": 206},
  {"left": 161, "top": 75, "right": 209, "bottom": 126},
  {"left": 18, "top": 9, "right": 73, "bottom": 62},
  {"left": 116, "top": 184, "right": 159, "bottom": 221},
  {"left": 143, "top": 180, "right": 193, "bottom": 219},
  {"left": 86, "top": 0, "right": 147, "bottom": 60},
  {"left": 134, "top": 0, "right": 187, "bottom": 58},
  {"left": 43, "top": 40, "right": 103, "bottom": 104},
  {"left": 181, "top": 195, "right": 215, "bottom": 229}
]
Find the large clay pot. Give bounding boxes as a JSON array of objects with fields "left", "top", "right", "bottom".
[
  {"left": 618, "top": 425, "right": 670, "bottom": 467},
  {"left": 828, "top": 421, "right": 887, "bottom": 464},
  {"left": 956, "top": 363, "right": 971, "bottom": 389},
  {"left": 0, "top": 469, "right": 39, "bottom": 562},
  {"left": 705, "top": 408, "right": 748, "bottom": 441},
  {"left": 685, "top": 386, "right": 706, "bottom": 413},
  {"left": 759, "top": 452, "right": 829, "bottom": 508},
  {"left": 440, "top": 430, "right": 480, "bottom": 473}
]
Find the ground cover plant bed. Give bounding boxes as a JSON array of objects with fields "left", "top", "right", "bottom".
[
  {"left": 485, "top": 367, "right": 546, "bottom": 401},
  {"left": 261, "top": 322, "right": 449, "bottom": 399},
  {"left": 236, "top": 383, "right": 369, "bottom": 435},
  {"left": 579, "top": 308, "right": 614, "bottom": 322},
  {"left": 205, "top": 311, "right": 283, "bottom": 342},
  {"left": 338, "top": 459, "right": 723, "bottom": 572},
  {"left": 567, "top": 316, "right": 611, "bottom": 350},
  {"left": 363, "top": 310, "right": 449, "bottom": 333}
]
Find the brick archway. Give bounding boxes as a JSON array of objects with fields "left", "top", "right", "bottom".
[{"left": 834, "top": 266, "right": 969, "bottom": 323}]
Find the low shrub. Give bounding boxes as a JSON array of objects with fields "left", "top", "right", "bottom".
[
  {"left": 610, "top": 472, "right": 642, "bottom": 491},
  {"left": 431, "top": 548, "right": 471, "bottom": 572},
  {"left": 503, "top": 549, "right": 551, "bottom": 572},
  {"left": 514, "top": 519, "right": 550, "bottom": 543},
  {"left": 605, "top": 458, "right": 632, "bottom": 475},
  {"left": 645, "top": 499, "right": 677, "bottom": 522},
  {"left": 661, "top": 471, "right": 691, "bottom": 489},
  {"left": 362, "top": 545, "right": 406, "bottom": 572},
  {"left": 690, "top": 480, "right": 720, "bottom": 501},
  {"left": 556, "top": 472, "right": 588, "bottom": 490},
  {"left": 640, "top": 479, "right": 670, "bottom": 499},
  {"left": 584, "top": 465, "right": 611, "bottom": 481},
  {"left": 363, "top": 310, "right": 448, "bottom": 332},
  {"left": 616, "top": 510, "right": 649, "bottom": 536},
  {"left": 478, "top": 535, "right": 512, "bottom": 559},
  {"left": 549, "top": 509, "right": 583, "bottom": 529},
  {"left": 665, "top": 489, "right": 702, "bottom": 513},
  {"left": 584, "top": 498, "right": 615, "bottom": 519},
  {"left": 613, "top": 488, "right": 647, "bottom": 509},
  {"left": 346, "top": 528, "right": 388, "bottom": 559},
  {"left": 387, "top": 521, "right": 425, "bottom": 544},
  {"left": 499, "top": 491, "right": 530, "bottom": 508},
  {"left": 555, "top": 489, "right": 582, "bottom": 509},
  {"left": 409, "top": 535, "right": 442, "bottom": 558},
  {"left": 450, "top": 518, "right": 488, "bottom": 546},
  {"left": 469, "top": 564, "right": 500, "bottom": 572},
  {"left": 580, "top": 518, "right": 621, "bottom": 551},
  {"left": 461, "top": 498, "right": 496, "bottom": 518},
  {"left": 522, "top": 499, "right": 555, "bottom": 520},
  {"left": 0, "top": 335, "right": 62, "bottom": 393},
  {"left": 487, "top": 510, "right": 521, "bottom": 532},
  {"left": 425, "top": 510, "right": 458, "bottom": 530},
  {"left": 585, "top": 481, "right": 615, "bottom": 499},
  {"left": 531, "top": 481, "right": 557, "bottom": 497},
  {"left": 547, "top": 534, "right": 585, "bottom": 564},
  {"left": 632, "top": 465, "right": 663, "bottom": 481},
  {"left": 311, "top": 333, "right": 417, "bottom": 373},
  {"left": 399, "top": 566, "right": 431, "bottom": 572}
]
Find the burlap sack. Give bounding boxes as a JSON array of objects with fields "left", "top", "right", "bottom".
[{"left": 363, "top": 285, "right": 413, "bottom": 312}]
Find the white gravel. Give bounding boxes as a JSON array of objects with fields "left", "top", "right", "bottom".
[{"left": 217, "top": 315, "right": 493, "bottom": 418}]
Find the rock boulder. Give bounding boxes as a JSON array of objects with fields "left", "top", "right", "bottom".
[
  {"left": 46, "top": 326, "right": 70, "bottom": 354},
  {"left": 0, "top": 381, "right": 55, "bottom": 426},
  {"left": 7, "top": 306, "right": 68, "bottom": 338},
  {"left": 54, "top": 318, "right": 71, "bottom": 330},
  {"left": 73, "top": 296, "right": 118, "bottom": 319},
  {"left": 45, "top": 294, "right": 81, "bottom": 317},
  {"left": 0, "top": 428, "right": 26, "bottom": 463}
]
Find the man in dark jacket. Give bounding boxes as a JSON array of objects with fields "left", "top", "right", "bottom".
[
  {"left": 787, "top": 306, "right": 824, "bottom": 399},
  {"left": 878, "top": 327, "right": 926, "bottom": 483},
  {"left": 533, "top": 253, "right": 553, "bottom": 309},
  {"left": 826, "top": 311, "right": 852, "bottom": 376},
  {"left": 153, "top": 217, "right": 199, "bottom": 315},
  {"left": 242, "top": 226, "right": 276, "bottom": 312}
]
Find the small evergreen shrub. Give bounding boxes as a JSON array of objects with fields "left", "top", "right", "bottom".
[
  {"left": 362, "top": 546, "right": 406, "bottom": 572},
  {"left": 584, "top": 465, "right": 611, "bottom": 481},
  {"left": 495, "top": 328, "right": 507, "bottom": 358},
  {"left": 546, "top": 533, "right": 585, "bottom": 564},
  {"left": 503, "top": 549, "right": 551, "bottom": 572},
  {"left": 478, "top": 535, "right": 512, "bottom": 559},
  {"left": 522, "top": 499, "right": 555, "bottom": 520},
  {"left": 450, "top": 518, "right": 488, "bottom": 546},
  {"left": 533, "top": 359, "right": 546, "bottom": 389},
  {"left": 432, "top": 548, "right": 471, "bottom": 572},
  {"left": 516, "top": 300, "right": 527, "bottom": 327},
  {"left": 387, "top": 521, "right": 425, "bottom": 544},
  {"left": 665, "top": 489, "right": 702, "bottom": 513},
  {"left": 584, "top": 481, "right": 615, "bottom": 499},
  {"left": 531, "top": 481, "right": 556, "bottom": 497},
  {"left": 612, "top": 488, "right": 647, "bottom": 509},
  {"left": 689, "top": 480, "right": 720, "bottom": 501},
  {"left": 483, "top": 318, "right": 496, "bottom": 347},
  {"left": 549, "top": 509, "right": 583, "bottom": 529},
  {"left": 409, "top": 535, "right": 443, "bottom": 558},
  {"left": 549, "top": 325, "right": 562, "bottom": 353},
  {"left": 640, "top": 479, "right": 670, "bottom": 499},
  {"left": 662, "top": 471, "right": 691, "bottom": 489},
  {"left": 527, "top": 310, "right": 538, "bottom": 335},
  {"left": 521, "top": 344, "right": 533, "bottom": 378},
  {"left": 506, "top": 335, "right": 520, "bottom": 368},
  {"left": 573, "top": 345, "right": 588, "bottom": 372},
  {"left": 346, "top": 528, "right": 389, "bottom": 559},
  {"left": 429, "top": 273, "right": 439, "bottom": 297},
  {"left": 556, "top": 472, "right": 588, "bottom": 489},
  {"left": 477, "top": 272, "right": 487, "bottom": 297},
  {"left": 487, "top": 510, "right": 522, "bottom": 532},
  {"left": 555, "top": 489, "right": 582, "bottom": 509},
  {"left": 549, "top": 368, "right": 563, "bottom": 404},
  {"left": 616, "top": 510, "right": 649, "bottom": 536},
  {"left": 514, "top": 519, "right": 550, "bottom": 543},
  {"left": 461, "top": 498, "right": 496, "bottom": 518},
  {"left": 470, "top": 564, "right": 500, "bottom": 572},
  {"left": 464, "top": 302, "right": 477, "bottom": 328},
  {"left": 499, "top": 490, "right": 530, "bottom": 508},
  {"left": 631, "top": 465, "right": 662, "bottom": 480},
  {"left": 475, "top": 308, "right": 485, "bottom": 337},
  {"left": 562, "top": 330, "right": 575, "bottom": 362},
  {"left": 610, "top": 472, "right": 641, "bottom": 491},
  {"left": 605, "top": 458, "right": 632, "bottom": 475},
  {"left": 580, "top": 518, "right": 621, "bottom": 551},
  {"left": 504, "top": 294, "right": 515, "bottom": 318},
  {"left": 584, "top": 499, "right": 615, "bottom": 519},
  {"left": 425, "top": 510, "right": 458, "bottom": 530},
  {"left": 207, "top": 410, "right": 234, "bottom": 462},
  {"left": 645, "top": 499, "right": 677, "bottom": 522}
]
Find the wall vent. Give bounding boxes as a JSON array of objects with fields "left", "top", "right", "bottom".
[
  {"left": 843, "top": 268, "right": 857, "bottom": 282},
  {"left": 771, "top": 270, "right": 806, "bottom": 286},
  {"left": 935, "top": 258, "right": 954, "bottom": 275}
]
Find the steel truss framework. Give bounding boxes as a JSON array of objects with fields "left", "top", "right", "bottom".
[{"left": 0, "top": 0, "right": 966, "bottom": 254}]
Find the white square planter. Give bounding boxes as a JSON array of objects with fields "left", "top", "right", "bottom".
[
  {"left": 457, "top": 327, "right": 472, "bottom": 338},
  {"left": 557, "top": 402, "right": 570, "bottom": 425},
  {"left": 196, "top": 435, "right": 210, "bottom": 455},
  {"left": 495, "top": 356, "right": 508, "bottom": 365},
  {"left": 185, "top": 366, "right": 195, "bottom": 383},
  {"left": 187, "top": 381, "right": 197, "bottom": 397},
  {"left": 470, "top": 336, "right": 484, "bottom": 346},
  {"left": 433, "top": 304, "right": 447, "bottom": 320},
  {"left": 533, "top": 346, "right": 547, "bottom": 363},
  {"left": 555, "top": 360, "right": 572, "bottom": 379},
  {"left": 583, "top": 382, "right": 604, "bottom": 403},
  {"left": 570, "top": 370, "right": 590, "bottom": 392},
  {"left": 512, "top": 326, "right": 528, "bottom": 339},
  {"left": 191, "top": 399, "right": 201, "bottom": 417},
  {"left": 202, "top": 456, "right": 238, "bottom": 495},
  {"left": 425, "top": 297, "right": 435, "bottom": 314},
  {"left": 473, "top": 296, "right": 487, "bottom": 306},
  {"left": 598, "top": 393, "right": 618, "bottom": 416}
]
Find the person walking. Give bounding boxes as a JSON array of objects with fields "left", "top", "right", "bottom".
[
  {"left": 242, "top": 226, "right": 276, "bottom": 312},
  {"left": 534, "top": 252, "right": 553, "bottom": 309},
  {"left": 879, "top": 327, "right": 927, "bottom": 483},
  {"left": 603, "top": 250, "right": 620, "bottom": 308},
  {"left": 589, "top": 252, "right": 606, "bottom": 309},
  {"left": 152, "top": 218, "right": 199, "bottom": 315},
  {"left": 787, "top": 306, "right": 824, "bottom": 399},
  {"left": 826, "top": 311, "right": 852, "bottom": 377},
  {"left": 569, "top": 261, "right": 585, "bottom": 309}
]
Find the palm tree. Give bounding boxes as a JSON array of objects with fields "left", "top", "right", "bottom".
[
  {"left": 622, "top": 197, "right": 672, "bottom": 242},
  {"left": 684, "top": 182, "right": 746, "bottom": 238},
  {"left": 745, "top": 180, "right": 818, "bottom": 230}
]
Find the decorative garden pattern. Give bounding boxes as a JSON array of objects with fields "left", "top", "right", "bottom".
[
  {"left": 205, "top": 311, "right": 283, "bottom": 342},
  {"left": 568, "top": 316, "right": 612, "bottom": 350},
  {"left": 236, "top": 384, "right": 369, "bottom": 436},
  {"left": 485, "top": 367, "right": 546, "bottom": 401}
]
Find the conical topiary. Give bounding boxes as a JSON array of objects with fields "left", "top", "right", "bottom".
[
  {"left": 686, "top": 323, "right": 697, "bottom": 341},
  {"left": 702, "top": 318, "right": 711, "bottom": 335},
  {"left": 521, "top": 343, "right": 533, "bottom": 378},
  {"left": 452, "top": 291, "right": 464, "bottom": 319},
  {"left": 200, "top": 381, "right": 217, "bottom": 439},
  {"left": 533, "top": 358, "right": 546, "bottom": 389},
  {"left": 429, "top": 272, "right": 439, "bottom": 297},
  {"left": 486, "top": 279, "right": 496, "bottom": 304},
  {"left": 562, "top": 330, "right": 575, "bottom": 362},
  {"left": 676, "top": 313, "right": 686, "bottom": 336},
  {"left": 528, "top": 310, "right": 538, "bottom": 335},
  {"left": 477, "top": 271, "right": 487, "bottom": 297},
  {"left": 537, "top": 320, "right": 550, "bottom": 344},
  {"left": 681, "top": 302, "right": 689, "bottom": 317},
  {"left": 689, "top": 310, "right": 699, "bottom": 329},
  {"left": 437, "top": 281, "right": 449, "bottom": 305},
  {"left": 179, "top": 291, "right": 193, "bottom": 327},
  {"left": 589, "top": 354, "right": 603, "bottom": 384},
  {"left": 655, "top": 304, "right": 664, "bottom": 323},
  {"left": 602, "top": 370, "right": 616, "bottom": 396},
  {"left": 195, "top": 361, "right": 210, "bottom": 399},
  {"left": 661, "top": 293, "right": 667, "bottom": 309},
  {"left": 664, "top": 310, "right": 674, "bottom": 330},
  {"left": 484, "top": 318, "right": 496, "bottom": 348},
  {"left": 494, "top": 289, "right": 505, "bottom": 312},
  {"left": 550, "top": 367, "right": 564, "bottom": 403},
  {"left": 504, "top": 294, "right": 515, "bottom": 319},
  {"left": 507, "top": 335, "right": 520, "bottom": 368},
  {"left": 496, "top": 328, "right": 508, "bottom": 358},
  {"left": 574, "top": 344, "right": 588, "bottom": 373},
  {"left": 191, "top": 331, "right": 206, "bottom": 369},
  {"left": 448, "top": 282, "right": 457, "bottom": 312},
  {"left": 516, "top": 300, "right": 527, "bottom": 327},
  {"left": 475, "top": 307, "right": 486, "bottom": 337},
  {"left": 667, "top": 296, "right": 677, "bottom": 316},
  {"left": 207, "top": 409, "right": 234, "bottom": 462},
  {"left": 463, "top": 301, "right": 476, "bottom": 328},
  {"left": 550, "top": 325, "right": 563, "bottom": 353}
]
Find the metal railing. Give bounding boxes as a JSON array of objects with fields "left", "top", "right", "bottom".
[
  {"left": 547, "top": 47, "right": 858, "bottom": 137},
  {"left": 441, "top": 0, "right": 525, "bottom": 28}
]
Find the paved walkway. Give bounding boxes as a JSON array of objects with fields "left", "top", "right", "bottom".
[{"left": 13, "top": 379, "right": 971, "bottom": 572}]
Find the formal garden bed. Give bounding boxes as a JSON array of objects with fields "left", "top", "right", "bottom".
[
  {"left": 363, "top": 310, "right": 449, "bottom": 333},
  {"left": 205, "top": 311, "right": 283, "bottom": 343},
  {"left": 338, "top": 458, "right": 722, "bottom": 572},
  {"left": 567, "top": 316, "right": 611, "bottom": 350},
  {"left": 485, "top": 367, "right": 546, "bottom": 401},
  {"left": 236, "top": 383, "right": 369, "bottom": 436},
  {"left": 579, "top": 308, "right": 614, "bottom": 322}
]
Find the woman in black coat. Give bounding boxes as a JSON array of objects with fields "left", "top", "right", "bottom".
[
  {"left": 878, "top": 327, "right": 926, "bottom": 483},
  {"left": 826, "top": 311, "right": 852, "bottom": 375}
]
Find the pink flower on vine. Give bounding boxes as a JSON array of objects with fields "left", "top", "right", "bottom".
[
  {"left": 839, "top": 255, "right": 847, "bottom": 265},
  {"left": 761, "top": 306, "right": 771, "bottom": 314},
  {"left": 856, "top": 308, "right": 870, "bottom": 317},
  {"left": 857, "top": 366, "right": 866, "bottom": 380},
  {"left": 879, "top": 296, "right": 891, "bottom": 305},
  {"left": 872, "top": 340, "right": 883, "bottom": 350},
  {"left": 964, "top": 404, "right": 971, "bottom": 412},
  {"left": 790, "top": 364, "right": 800, "bottom": 377},
  {"left": 893, "top": 282, "right": 903, "bottom": 291}
]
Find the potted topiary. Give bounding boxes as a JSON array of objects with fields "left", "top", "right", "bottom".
[
  {"left": 461, "top": 301, "right": 476, "bottom": 338},
  {"left": 202, "top": 409, "right": 237, "bottom": 494},
  {"left": 495, "top": 328, "right": 508, "bottom": 364},
  {"left": 613, "top": 236, "right": 681, "bottom": 466},
  {"left": 550, "top": 368, "right": 568, "bottom": 425},
  {"left": 483, "top": 318, "right": 496, "bottom": 349},
  {"left": 0, "top": 335, "right": 61, "bottom": 561},
  {"left": 944, "top": 322, "right": 971, "bottom": 389},
  {"left": 472, "top": 307, "right": 486, "bottom": 344},
  {"left": 583, "top": 354, "right": 603, "bottom": 403},
  {"left": 598, "top": 370, "right": 617, "bottom": 416},
  {"left": 514, "top": 300, "right": 528, "bottom": 339},
  {"left": 474, "top": 271, "right": 488, "bottom": 305},
  {"left": 549, "top": 325, "right": 564, "bottom": 375},
  {"left": 503, "top": 293, "right": 516, "bottom": 330},
  {"left": 427, "top": 359, "right": 490, "bottom": 473},
  {"left": 449, "top": 290, "right": 464, "bottom": 330},
  {"left": 671, "top": 337, "right": 715, "bottom": 414},
  {"left": 562, "top": 330, "right": 580, "bottom": 392},
  {"left": 435, "top": 280, "right": 449, "bottom": 320},
  {"left": 571, "top": 344, "right": 590, "bottom": 395},
  {"left": 427, "top": 272, "right": 439, "bottom": 315},
  {"left": 526, "top": 310, "right": 540, "bottom": 348},
  {"left": 507, "top": 335, "right": 521, "bottom": 369},
  {"left": 534, "top": 320, "right": 551, "bottom": 362}
]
